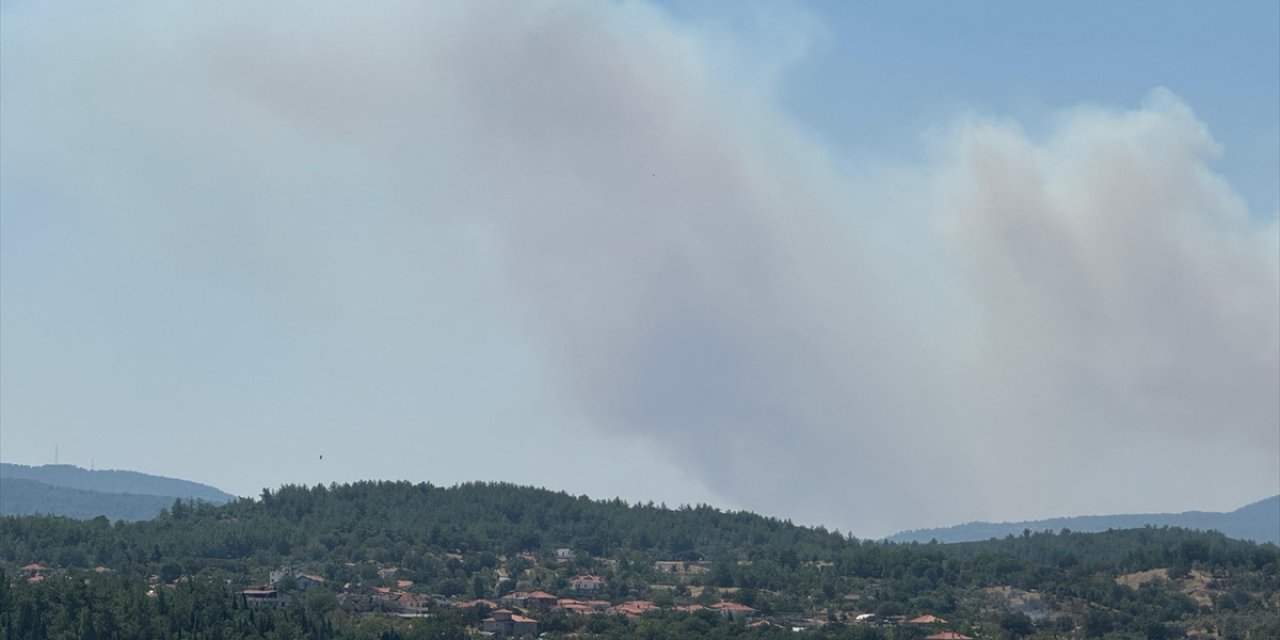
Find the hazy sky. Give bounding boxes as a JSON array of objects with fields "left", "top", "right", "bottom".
[{"left": 2, "top": 0, "right": 1277, "bottom": 538}]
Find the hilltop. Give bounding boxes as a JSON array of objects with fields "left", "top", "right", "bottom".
[
  {"left": 0, "top": 463, "right": 236, "bottom": 521},
  {"left": 888, "top": 495, "right": 1280, "bottom": 546},
  {"left": 2, "top": 480, "right": 1278, "bottom": 639}
]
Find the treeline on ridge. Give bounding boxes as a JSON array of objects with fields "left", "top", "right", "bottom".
[{"left": 2, "top": 480, "right": 1278, "bottom": 640}]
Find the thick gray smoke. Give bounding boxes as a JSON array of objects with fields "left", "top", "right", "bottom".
[{"left": 2, "top": 1, "right": 1275, "bottom": 534}]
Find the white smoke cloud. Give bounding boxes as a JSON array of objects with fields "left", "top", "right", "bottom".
[
  {"left": 1, "top": 1, "right": 1275, "bottom": 535},
  {"left": 919, "top": 93, "right": 1279, "bottom": 525}
]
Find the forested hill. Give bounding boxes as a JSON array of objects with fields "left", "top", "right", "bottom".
[
  {"left": 0, "top": 463, "right": 236, "bottom": 503},
  {"left": 3, "top": 480, "right": 1279, "bottom": 639},
  {"left": 888, "top": 495, "right": 1280, "bottom": 545},
  {"left": 180, "top": 480, "right": 857, "bottom": 561},
  {"left": 4, "top": 480, "right": 1275, "bottom": 571}
]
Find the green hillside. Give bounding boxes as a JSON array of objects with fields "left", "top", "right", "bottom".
[{"left": 2, "top": 481, "right": 1278, "bottom": 639}]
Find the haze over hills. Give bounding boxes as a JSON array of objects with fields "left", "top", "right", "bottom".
[
  {"left": 888, "top": 495, "right": 1280, "bottom": 546},
  {"left": 4, "top": 462, "right": 1276, "bottom": 550},
  {"left": 0, "top": 478, "right": 188, "bottom": 521},
  {"left": 0, "top": 463, "right": 236, "bottom": 503},
  {"left": 0, "top": 463, "right": 237, "bottom": 521}
]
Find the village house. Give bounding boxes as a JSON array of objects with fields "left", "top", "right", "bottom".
[
  {"left": 571, "top": 575, "right": 606, "bottom": 596},
  {"left": 270, "top": 568, "right": 326, "bottom": 591},
  {"left": 925, "top": 633, "right": 972, "bottom": 640},
  {"left": 554, "top": 548, "right": 576, "bottom": 561},
  {"left": 556, "top": 598, "right": 610, "bottom": 614},
  {"left": 389, "top": 592, "right": 431, "bottom": 615},
  {"left": 17, "top": 563, "right": 51, "bottom": 579},
  {"left": 555, "top": 601, "right": 594, "bottom": 615},
  {"left": 710, "top": 601, "right": 758, "bottom": 622},
  {"left": 502, "top": 590, "right": 558, "bottom": 609},
  {"left": 612, "top": 600, "right": 658, "bottom": 618},
  {"left": 909, "top": 614, "right": 947, "bottom": 624},
  {"left": 241, "top": 587, "right": 289, "bottom": 608},
  {"left": 481, "top": 609, "right": 538, "bottom": 637}
]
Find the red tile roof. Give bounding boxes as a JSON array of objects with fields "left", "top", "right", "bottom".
[
  {"left": 925, "top": 633, "right": 972, "bottom": 640},
  {"left": 909, "top": 614, "right": 947, "bottom": 624},
  {"left": 613, "top": 600, "right": 658, "bottom": 616}
]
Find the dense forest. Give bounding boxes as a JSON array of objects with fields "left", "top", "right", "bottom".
[{"left": 2, "top": 481, "right": 1278, "bottom": 639}]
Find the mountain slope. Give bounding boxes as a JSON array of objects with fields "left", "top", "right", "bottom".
[
  {"left": 888, "top": 495, "right": 1280, "bottom": 545},
  {"left": 0, "top": 463, "right": 235, "bottom": 504},
  {"left": 0, "top": 478, "right": 185, "bottom": 521}
]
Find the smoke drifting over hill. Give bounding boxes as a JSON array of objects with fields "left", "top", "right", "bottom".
[{"left": 2, "top": 1, "right": 1275, "bottom": 535}]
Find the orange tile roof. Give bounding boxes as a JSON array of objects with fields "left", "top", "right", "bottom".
[
  {"left": 909, "top": 614, "right": 947, "bottom": 624},
  {"left": 613, "top": 600, "right": 658, "bottom": 616}
]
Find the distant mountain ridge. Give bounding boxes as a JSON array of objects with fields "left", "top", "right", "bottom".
[
  {"left": 887, "top": 495, "right": 1280, "bottom": 546},
  {"left": 0, "top": 478, "right": 186, "bottom": 521},
  {"left": 0, "top": 463, "right": 236, "bottom": 503},
  {"left": 0, "top": 463, "right": 237, "bottom": 521}
]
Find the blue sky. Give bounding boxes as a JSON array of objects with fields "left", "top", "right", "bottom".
[
  {"left": 2, "top": 1, "right": 1277, "bottom": 538},
  {"left": 667, "top": 0, "right": 1280, "bottom": 214}
]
